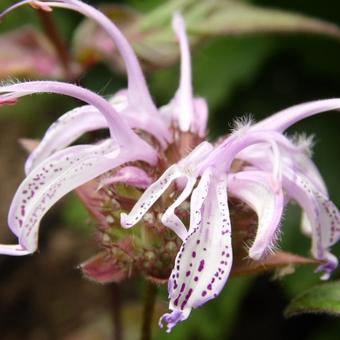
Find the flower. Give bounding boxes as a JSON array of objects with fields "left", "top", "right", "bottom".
[{"left": 0, "top": 0, "right": 339, "bottom": 333}]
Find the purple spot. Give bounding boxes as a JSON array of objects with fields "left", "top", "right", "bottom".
[
  {"left": 174, "top": 294, "right": 181, "bottom": 306},
  {"left": 186, "top": 271, "right": 191, "bottom": 277},
  {"left": 192, "top": 251, "right": 196, "bottom": 258},
  {"left": 201, "top": 291, "right": 207, "bottom": 297},
  {"left": 198, "top": 260, "right": 205, "bottom": 272},
  {"left": 180, "top": 283, "right": 186, "bottom": 293}
]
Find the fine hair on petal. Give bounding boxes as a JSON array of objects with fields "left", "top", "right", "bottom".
[{"left": 229, "top": 114, "right": 254, "bottom": 135}]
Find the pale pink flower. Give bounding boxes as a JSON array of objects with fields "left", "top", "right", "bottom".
[{"left": 0, "top": 0, "right": 339, "bottom": 332}]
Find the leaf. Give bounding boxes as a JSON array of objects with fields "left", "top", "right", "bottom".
[
  {"left": 285, "top": 281, "right": 340, "bottom": 317},
  {"left": 187, "top": 1, "right": 340, "bottom": 38},
  {"left": 0, "top": 26, "right": 65, "bottom": 79},
  {"left": 72, "top": 0, "right": 340, "bottom": 71},
  {"left": 149, "top": 35, "right": 274, "bottom": 114}
]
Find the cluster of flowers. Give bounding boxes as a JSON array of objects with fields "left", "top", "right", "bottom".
[{"left": 0, "top": 0, "right": 339, "bottom": 332}]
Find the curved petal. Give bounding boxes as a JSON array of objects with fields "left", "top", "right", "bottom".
[
  {"left": 252, "top": 99, "right": 340, "bottom": 133},
  {"left": 171, "top": 12, "right": 194, "bottom": 132},
  {"left": 188, "top": 168, "right": 212, "bottom": 234},
  {"left": 161, "top": 176, "right": 196, "bottom": 241},
  {"left": 25, "top": 105, "right": 107, "bottom": 173},
  {"left": 0, "top": 0, "right": 157, "bottom": 116},
  {"left": 120, "top": 164, "right": 182, "bottom": 229},
  {"left": 236, "top": 140, "right": 330, "bottom": 238},
  {"left": 228, "top": 170, "right": 284, "bottom": 260},
  {"left": 283, "top": 170, "right": 340, "bottom": 279},
  {"left": 0, "top": 81, "right": 157, "bottom": 164},
  {"left": 160, "top": 172, "right": 232, "bottom": 332},
  {"left": 17, "top": 0, "right": 171, "bottom": 146},
  {"left": 121, "top": 142, "right": 213, "bottom": 231},
  {"left": 2, "top": 139, "right": 143, "bottom": 254},
  {"left": 203, "top": 130, "right": 296, "bottom": 173},
  {"left": 26, "top": 89, "right": 169, "bottom": 173},
  {"left": 165, "top": 13, "right": 208, "bottom": 137}
]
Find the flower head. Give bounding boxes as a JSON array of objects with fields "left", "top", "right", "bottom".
[{"left": 0, "top": 0, "right": 339, "bottom": 333}]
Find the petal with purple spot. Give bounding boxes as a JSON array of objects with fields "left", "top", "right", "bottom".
[
  {"left": 2, "top": 139, "right": 144, "bottom": 254},
  {"left": 162, "top": 172, "right": 232, "bottom": 331}
]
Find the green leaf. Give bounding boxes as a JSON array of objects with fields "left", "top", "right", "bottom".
[
  {"left": 72, "top": 0, "right": 340, "bottom": 71},
  {"left": 284, "top": 281, "right": 340, "bottom": 317},
  {"left": 149, "top": 35, "right": 274, "bottom": 114},
  {"left": 187, "top": 1, "right": 340, "bottom": 39}
]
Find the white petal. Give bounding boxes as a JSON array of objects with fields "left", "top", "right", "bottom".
[
  {"left": 188, "top": 167, "right": 212, "bottom": 235},
  {"left": 121, "top": 142, "right": 213, "bottom": 229},
  {"left": 252, "top": 98, "right": 340, "bottom": 133},
  {"left": 120, "top": 165, "right": 181, "bottom": 229},
  {"left": 228, "top": 170, "right": 284, "bottom": 260},
  {"left": 3, "top": 139, "right": 139, "bottom": 254},
  {"left": 283, "top": 170, "right": 340, "bottom": 278},
  {"left": 161, "top": 176, "right": 196, "bottom": 241},
  {"left": 25, "top": 105, "right": 107, "bottom": 173},
  {"left": 160, "top": 172, "right": 232, "bottom": 332},
  {"left": 172, "top": 12, "right": 194, "bottom": 132}
]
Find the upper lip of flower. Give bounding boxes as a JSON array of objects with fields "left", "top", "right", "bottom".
[{"left": 0, "top": 0, "right": 339, "bottom": 334}]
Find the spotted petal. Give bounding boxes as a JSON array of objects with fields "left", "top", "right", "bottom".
[
  {"left": 25, "top": 105, "right": 107, "bottom": 173},
  {"left": 283, "top": 169, "right": 340, "bottom": 279},
  {"left": 161, "top": 176, "right": 196, "bottom": 241},
  {"left": 0, "top": 139, "right": 143, "bottom": 255},
  {"left": 160, "top": 171, "right": 232, "bottom": 332},
  {"left": 121, "top": 142, "right": 213, "bottom": 239},
  {"left": 236, "top": 140, "right": 329, "bottom": 238},
  {"left": 228, "top": 170, "right": 284, "bottom": 260}
]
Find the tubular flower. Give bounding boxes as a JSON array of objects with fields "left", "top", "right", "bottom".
[{"left": 0, "top": 0, "right": 339, "bottom": 333}]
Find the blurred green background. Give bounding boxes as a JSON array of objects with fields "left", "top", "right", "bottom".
[{"left": 0, "top": 0, "right": 339, "bottom": 339}]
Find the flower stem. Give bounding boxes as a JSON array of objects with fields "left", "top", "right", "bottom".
[
  {"left": 37, "top": 9, "right": 72, "bottom": 79},
  {"left": 108, "top": 283, "right": 123, "bottom": 340},
  {"left": 141, "top": 281, "right": 158, "bottom": 340}
]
